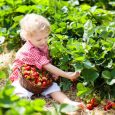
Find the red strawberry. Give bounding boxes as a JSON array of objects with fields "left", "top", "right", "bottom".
[
  {"left": 104, "top": 105, "right": 111, "bottom": 111},
  {"left": 31, "top": 67, "right": 36, "bottom": 72},
  {"left": 112, "top": 103, "right": 115, "bottom": 109},
  {"left": 32, "top": 72, "right": 39, "bottom": 78},
  {"left": 90, "top": 98, "right": 100, "bottom": 108},
  {"left": 93, "top": 102, "right": 99, "bottom": 107},
  {"left": 24, "top": 75, "right": 28, "bottom": 78},
  {"left": 25, "top": 66, "right": 31, "bottom": 70},
  {"left": 35, "top": 78, "right": 40, "bottom": 84},
  {"left": 104, "top": 105, "right": 108, "bottom": 111},
  {"left": 42, "top": 81, "right": 47, "bottom": 88},
  {"left": 107, "top": 101, "right": 112, "bottom": 109},
  {"left": 23, "top": 71, "right": 30, "bottom": 75},
  {"left": 86, "top": 103, "right": 93, "bottom": 110},
  {"left": 107, "top": 101, "right": 112, "bottom": 105},
  {"left": 107, "top": 105, "right": 112, "bottom": 110},
  {"left": 104, "top": 101, "right": 112, "bottom": 111},
  {"left": 90, "top": 98, "right": 96, "bottom": 105},
  {"left": 24, "top": 75, "right": 30, "bottom": 79}
]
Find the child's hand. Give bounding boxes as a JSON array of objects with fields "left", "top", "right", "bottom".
[{"left": 66, "top": 72, "right": 80, "bottom": 81}]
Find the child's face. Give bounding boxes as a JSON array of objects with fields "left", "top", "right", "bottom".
[{"left": 28, "top": 31, "right": 49, "bottom": 50}]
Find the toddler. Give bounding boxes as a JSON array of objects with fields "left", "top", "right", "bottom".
[{"left": 10, "top": 13, "right": 84, "bottom": 109}]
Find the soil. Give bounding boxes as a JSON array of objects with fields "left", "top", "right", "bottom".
[
  {"left": 0, "top": 79, "right": 115, "bottom": 115},
  {"left": 35, "top": 90, "right": 115, "bottom": 115}
]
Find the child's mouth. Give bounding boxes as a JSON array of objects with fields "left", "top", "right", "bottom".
[{"left": 39, "top": 45, "right": 47, "bottom": 49}]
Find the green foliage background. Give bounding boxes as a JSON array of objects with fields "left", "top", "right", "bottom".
[{"left": 0, "top": 0, "right": 115, "bottom": 101}]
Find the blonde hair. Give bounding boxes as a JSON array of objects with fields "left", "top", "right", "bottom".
[{"left": 20, "top": 13, "right": 51, "bottom": 40}]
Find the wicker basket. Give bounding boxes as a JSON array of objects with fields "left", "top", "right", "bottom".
[{"left": 18, "top": 64, "right": 53, "bottom": 94}]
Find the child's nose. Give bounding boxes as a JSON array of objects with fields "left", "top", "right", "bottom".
[{"left": 42, "top": 40, "right": 47, "bottom": 45}]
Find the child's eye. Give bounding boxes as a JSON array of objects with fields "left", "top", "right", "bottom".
[{"left": 37, "top": 39, "right": 42, "bottom": 41}]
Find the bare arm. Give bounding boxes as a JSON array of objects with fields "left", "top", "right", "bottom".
[
  {"left": 43, "top": 63, "right": 80, "bottom": 81},
  {"left": 43, "top": 63, "right": 68, "bottom": 78}
]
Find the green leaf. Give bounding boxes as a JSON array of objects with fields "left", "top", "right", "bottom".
[
  {"left": 5, "top": 108, "right": 21, "bottom": 115},
  {"left": 82, "top": 69, "right": 99, "bottom": 82},
  {"left": 31, "top": 0, "right": 49, "bottom": 6},
  {"left": 6, "top": 0, "right": 14, "bottom": 6},
  {"left": 13, "top": 15, "right": 23, "bottom": 22},
  {"left": 106, "top": 79, "right": 115, "bottom": 85},
  {"left": 4, "top": 86, "right": 15, "bottom": 96},
  {"left": 0, "top": 99, "right": 13, "bottom": 108},
  {"left": 83, "top": 60, "right": 95, "bottom": 69},
  {"left": 83, "top": 20, "right": 94, "bottom": 42},
  {"left": 77, "top": 83, "right": 91, "bottom": 97},
  {"left": 90, "top": 6, "right": 97, "bottom": 13},
  {"left": 0, "top": 2, "right": 4, "bottom": 7},
  {"left": 72, "top": 63, "right": 83, "bottom": 72},
  {"left": 52, "top": 103, "right": 60, "bottom": 114},
  {"left": 0, "top": 71, "right": 6, "bottom": 79},
  {"left": 102, "top": 70, "right": 111, "bottom": 79},
  {"left": 111, "top": 69, "right": 115, "bottom": 78},
  {"left": 16, "top": 5, "right": 30, "bottom": 13},
  {"left": 60, "top": 104, "right": 76, "bottom": 113},
  {"left": 31, "top": 99, "right": 46, "bottom": 111},
  {"left": 0, "top": 109, "right": 2, "bottom": 115},
  {"left": 17, "top": 99, "right": 30, "bottom": 106},
  {"left": 81, "top": 4, "right": 91, "bottom": 11}
]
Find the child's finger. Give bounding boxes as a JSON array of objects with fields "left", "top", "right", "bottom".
[{"left": 76, "top": 71, "right": 80, "bottom": 76}]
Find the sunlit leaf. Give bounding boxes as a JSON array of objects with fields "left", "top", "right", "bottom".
[
  {"left": 81, "top": 4, "right": 91, "bottom": 11},
  {"left": 16, "top": 5, "right": 29, "bottom": 13},
  {"left": 83, "top": 60, "right": 95, "bottom": 69},
  {"left": 106, "top": 79, "right": 115, "bottom": 85},
  {"left": 0, "top": 71, "right": 6, "bottom": 79},
  {"left": 31, "top": 99, "right": 46, "bottom": 111},
  {"left": 60, "top": 104, "right": 76, "bottom": 113},
  {"left": 77, "top": 83, "right": 91, "bottom": 97}
]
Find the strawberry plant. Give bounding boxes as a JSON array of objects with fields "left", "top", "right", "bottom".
[
  {"left": 0, "top": 84, "right": 51, "bottom": 115},
  {"left": 0, "top": 0, "right": 115, "bottom": 113}
]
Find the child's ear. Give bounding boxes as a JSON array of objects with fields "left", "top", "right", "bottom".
[
  {"left": 28, "top": 31, "right": 35, "bottom": 38},
  {"left": 20, "top": 30, "right": 28, "bottom": 40},
  {"left": 26, "top": 32, "right": 34, "bottom": 40}
]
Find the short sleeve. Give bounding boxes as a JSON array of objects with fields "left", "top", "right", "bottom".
[
  {"left": 28, "top": 49, "right": 50, "bottom": 69},
  {"left": 16, "top": 45, "right": 50, "bottom": 70},
  {"left": 34, "top": 55, "right": 50, "bottom": 69}
]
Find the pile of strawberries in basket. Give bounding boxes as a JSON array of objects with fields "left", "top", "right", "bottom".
[{"left": 20, "top": 64, "right": 52, "bottom": 88}]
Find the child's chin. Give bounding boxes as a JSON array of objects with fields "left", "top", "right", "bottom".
[
  {"left": 39, "top": 46, "right": 47, "bottom": 50},
  {"left": 38, "top": 47, "right": 46, "bottom": 51}
]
